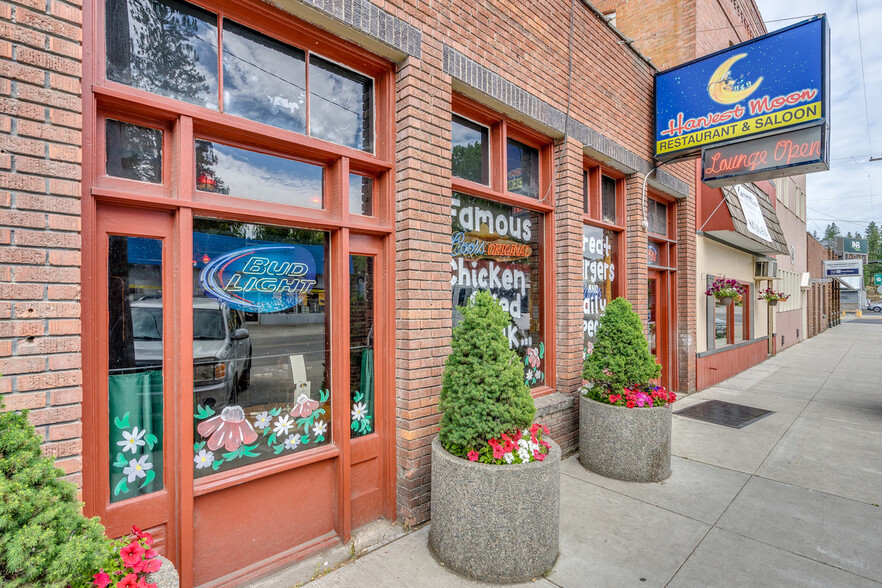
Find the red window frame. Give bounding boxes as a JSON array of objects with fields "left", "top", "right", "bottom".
[{"left": 451, "top": 94, "right": 557, "bottom": 397}]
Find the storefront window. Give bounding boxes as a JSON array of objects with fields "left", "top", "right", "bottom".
[
  {"left": 451, "top": 115, "right": 489, "bottom": 185},
  {"left": 601, "top": 175, "right": 616, "bottom": 224},
  {"left": 648, "top": 199, "right": 668, "bottom": 236},
  {"left": 195, "top": 140, "right": 323, "bottom": 208},
  {"left": 106, "top": 119, "right": 162, "bottom": 183},
  {"left": 222, "top": 20, "right": 306, "bottom": 134},
  {"left": 350, "top": 256, "right": 375, "bottom": 437},
  {"left": 583, "top": 226, "right": 617, "bottom": 355},
  {"left": 191, "top": 219, "right": 330, "bottom": 478},
  {"left": 105, "top": 0, "right": 219, "bottom": 109},
  {"left": 507, "top": 139, "right": 540, "bottom": 199},
  {"left": 450, "top": 193, "right": 545, "bottom": 388},
  {"left": 349, "top": 174, "right": 373, "bottom": 216},
  {"left": 108, "top": 236, "right": 164, "bottom": 503},
  {"left": 309, "top": 56, "right": 374, "bottom": 153},
  {"left": 711, "top": 281, "right": 750, "bottom": 348}
]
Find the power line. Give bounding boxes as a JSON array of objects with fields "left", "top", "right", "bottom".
[{"left": 854, "top": 0, "right": 876, "bottom": 218}]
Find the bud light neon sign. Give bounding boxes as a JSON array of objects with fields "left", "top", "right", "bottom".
[{"left": 200, "top": 246, "right": 317, "bottom": 313}]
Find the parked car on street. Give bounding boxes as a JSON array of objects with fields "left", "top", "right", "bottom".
[
  {"left": 131, "top": 297, "right": 252, "bottom": 408},
  {"left": 867, "top": 301, "right": 882, "bottom": 313}
]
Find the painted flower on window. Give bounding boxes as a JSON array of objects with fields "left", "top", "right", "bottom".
[
  {"left": 117, "top": 427, "right": 147, "bottom": 454},
  {"left": 312, "top": 419, "right": 328, "bottom": 441},
  {"left": 351, "top": 402, "right": 368, "bottom": 422},
  {"left": 193, "top": 449, "right": 215, "bottom": 469},
  {"left": 122, "top": 455, "right": 153, "bottom": 483},
  {"left": 291, "top": 394, "right": 320, "bottom": 418},
  {"left": 283, "top": 434, "right": 301, "bottom": 450},
  {"left": 273, "top": 414, "right": 295, "bottom": 437},
  {"left": 253, "top": 411, "right": 272, "bottom": 430},
  {"left": 526, "top": 347, "right": 541, "bottom": 368},
  {"left": 197, "top": 405, "right": 259, "bottom": 452}
]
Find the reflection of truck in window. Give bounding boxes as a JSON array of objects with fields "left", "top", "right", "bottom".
[{"left": 131, "top": 297, "right": 252, "bottom": 408}]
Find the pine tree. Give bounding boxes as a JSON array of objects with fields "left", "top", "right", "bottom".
[
  {"left": 438, "top": 290, "right": 535, "bottom": 456},
  {"left": 0, "top": 401, "right": 117, "bottom": 587},
  {"left": 867, "top": 221, "right": 881, "bottom": 261},
  {"left": 822, "top": 222, "right": 841, "bottom": 249},
  {"left": 582, "top": 298, "right": 661, "bottom": 396}
]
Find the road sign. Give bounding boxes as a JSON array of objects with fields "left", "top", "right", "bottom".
[{"left": 875, "top": 273, "right": 882, "bottom": 286}]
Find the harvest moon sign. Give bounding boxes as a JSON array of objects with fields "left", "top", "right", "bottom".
[{"left": 655, "top": 16, "right": 828, "bottom": 162}]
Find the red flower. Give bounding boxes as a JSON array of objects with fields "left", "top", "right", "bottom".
[
  {"left": 467, "top": 450, "right": 479, "bottom": 462},
  {"left": 142, "top": 557, "right": 162, "bottom": 574},
  {"left": 609, "top": 394, "right": 621, "bottom": 404},
  {"left": 541, "top": 424, "right": 549, "bottom": 435},
  {"left": 512, "top": 430, "right": 522, "bottom": 443},
  {"left": 116, "top": 574, "right": 139, "bottom": 588},
  {"left": 492, "top": 444, "right": 504, "bottom": 459},
  {"left": 131, "top": 525, "right": 144, "bottom": 538},
  {"left": 290, "top": 394, "right": 320, "bottom": 418},
  {"left": 144, "top": 548, "right": 158, "bottom": 559},
  {"left": 93, "top": 569, "right": 112, "bottom": 588},
  {"left": 533, "top": 449, "right": 545, "bottom": 461},
  {"left": 197, "top": 405, "right": 258, "bottom": 451},
  {"left": 530, "top": 423, "right": 539, "bottom": 435},
  {"left": 626, "top": 400, "right": 635, "bottom": 408},
  {"left": 120, "top": 542, "right": 145, "bottom": 567}
]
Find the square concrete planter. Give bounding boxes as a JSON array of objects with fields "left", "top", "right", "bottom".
[
  {"left": 428, "top": 437, "right": 560, "bottom": 583},
  {"left": 579, "top": 396, "right": 671, "bottom": 482}
]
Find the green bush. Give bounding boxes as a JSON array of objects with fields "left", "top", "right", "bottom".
[
  {"left": 438, "top": 290, "right": 535, "bottom": 457},
  {"left": 0, "top": 401, "right": 118, "bottom": 587},
  {"left": 582, "top": 297, "right": 661, "bottom": 396}
]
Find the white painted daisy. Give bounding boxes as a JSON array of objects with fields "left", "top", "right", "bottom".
[
  {"left": 284, "top": 434, "right": 301, "bottom": 450},
  {"left": 351, "top": 402, "right": 368, "bottom": 422},
  {"left": 312, "top": 420, "right": 328, "bottom": 437},
  {"left": 117, "top": 427, "right": 147, "bottom": 454},
  {"left": 253, "top": 411, "right": 272, "bottom": 430},
  {"left": 273, "top": 415, "right": 294, "bottom": 437},
  {"left": 122, "top": 455, "right": 153, "bottom": 482}
]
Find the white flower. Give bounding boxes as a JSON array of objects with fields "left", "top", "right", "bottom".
[
  {"left": 253, "top": 411, "right": 272, "bottom": 430},
  {"left": 117, "top": 427, "right": 147, "bottom": 454},
  {"left": 273, "top": 415, "right": 294, "bottom": 436},
  {"left": 312, "top": 420, "right": 328, "bottom": 437},
  {"left": 518, "top": 438, "right": 529, "bottom": 449},
  {"left": 194, "top": 449, "right": 215, "bottom": 469},
  {"left": 503, "top": 452, "right": 514, "bottom": 464},
  {"left": 351, "top": 402, "right": 368, "bottom": 422},
  {"left": 122, "top": 455, "right": 153, "bottom": 482},
  {"left": 284, "top": 434, "right": 301, "bottom": 450},
  {"left": 518, "top": 448, "right": 531, "bottom": 463},
  {"left": 528, "top": 441, "right": 540, "bottom": 453}
]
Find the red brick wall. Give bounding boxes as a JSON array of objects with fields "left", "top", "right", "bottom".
[
  {"left": 806, "top": 233, "right": 834, "bottom": 337},
  {"left": 0, "top": 0, "right": 83, "bottom": 487}
]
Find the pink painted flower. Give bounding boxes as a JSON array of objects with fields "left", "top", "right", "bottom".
[
  {"left": 527, "top": 347, "right": 541, "bottom": 368},
  {"left": 197, "top": 405, "right": 258, "bottom": 451},
  {"left": 291, "top": 394, "right": 320, "bottom": 418},
  {"left": 467, "top": 450, "right": 479, "bottom": 462}
]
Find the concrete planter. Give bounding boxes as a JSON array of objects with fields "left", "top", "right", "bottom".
[
  {"left": 428, "top": 436, "right": 560, "bottom": 583},
  {"left": 579, "top": 396, "right": 671, "bottom": 482}
]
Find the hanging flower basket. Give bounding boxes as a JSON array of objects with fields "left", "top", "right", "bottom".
[
  {"left": 757, "top": 287, "right": 789, "bottom": 306},
  {"left": 768, "top": 299, "right": 778, "bottom": 307},
  {"left": 718, "top": 296, "right": 734, "bottom": 306},
  {"left": 706, "top": 278, "right": 745, "bottom": 305}
]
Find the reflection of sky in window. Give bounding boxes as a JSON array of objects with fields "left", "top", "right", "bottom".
[
  {"left": 506, "top": 139, "right": 539, "bottom": 198},
  {"left": 110, "top": 0, "right": 219, "bottom": 109},
  {"left": 309, "top": 57, "right": 373, "bottom": 152},
  {"left": 452, "top": 118, "right": 483, "bottom": 148},
  {"left": 348, "top": 174, "right": 373, "bottom": 216},
  {"left": 222, "top": 20, "right": 306, "bottom": 134},
  {"left": 207, "top": 143, "right": 323, "bottom": 208}
]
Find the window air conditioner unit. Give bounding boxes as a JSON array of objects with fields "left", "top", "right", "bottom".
[{"left": 754, "top": 258, "right": 778, "bottom": 279}]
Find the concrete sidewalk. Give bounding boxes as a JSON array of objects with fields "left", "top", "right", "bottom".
[{"left": 253, "top": 321, "right": 882, "bottom": 587}]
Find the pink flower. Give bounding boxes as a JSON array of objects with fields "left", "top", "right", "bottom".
[
  {"left": 120, "top": 542, "right": 144, "bottom": 567},
  {"left": 541, "top": 424, "right": 549, "bottom": 435},
  {"left": 197, "top": 405, "right": 258, "bottom": 451},
  {"left": 467, "top": 450, "right": 479, "bottom": 462},
  {"left": 116, "top": 573, "right": 138, "bottom": 588},
  {"left": 527, "top": 347, "right": 541, "bottom": 368},
  {"left": 492, "top": 444, "right": 504, "bottom": 459},
  {"left": 290, "top": 394, "right": 320, "bottom": 418},
  {"left": 92, "top": 569, "right": 111, "bottom": 588},
  {"left": 609, "top": 394, "right": 621, "bottom": 404},
  {"left": 142, "top": 557, "right": 162, "bottom": 574},
  {"left": 533, "top": 449, "right": 545, "bottom": 461}
]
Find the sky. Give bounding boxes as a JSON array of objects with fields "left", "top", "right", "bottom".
[{"left": 754, "top": 0, "right": 882, "bottom": 239}]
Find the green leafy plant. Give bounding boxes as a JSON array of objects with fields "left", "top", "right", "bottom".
[
  {"left": 0, "top": 400, "right": 118, "bottom": 587},
  {"left": 582, "top": 298, "right": 661, "bottom": 399},
  {"left": 438, "top": 290, "right": 535, "bottom": 458}
]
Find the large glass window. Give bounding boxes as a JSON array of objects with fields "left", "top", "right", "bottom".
[
  {"left": 108, "top": 236, "right": 164, "bottom": 503},
  {"left": 450, "top": 193, "right": 545, "bottom": 388},
  {"left": 583, "top": 226, "right": 618, "bottom": 355},
  {"left": 106, "top": 119, "right": 163, "bottom": 183},
  {"left": 309, "top": 56, "right": 373, "bottom": 152},
  {"left": 451, "top": 115, "right": 489, "bottom": 185},
  {"left": 222, "top": 20, "right": 306, "bottom": 134},
  {"left": 106, "top": 0, "right": 219, "bottom": 109},
  {"left": 195, "top": 140, "right": 323, "bottom": 208},
  {"left": 191, "top": 219, "right": 330, "bottom": 478},
  {"left": 711, "top": 280, "right": 750, "bottom": 348}
]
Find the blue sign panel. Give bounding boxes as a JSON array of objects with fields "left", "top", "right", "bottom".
[
  {"left": 199, "top": 246, "right": 317, "bottom": 313},
  {"left": 655, "top": 16, "right": 828, "bottom": 160}
]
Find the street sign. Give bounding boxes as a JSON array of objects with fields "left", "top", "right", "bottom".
[
  {"left": 874, "top": 273, "right": 882, "bottom": 286},
  {"left": 823, "top": 259, "right": 862, "bottom": 277}
]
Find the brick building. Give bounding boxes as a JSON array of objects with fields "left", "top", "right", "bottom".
[
  {"left": 806, "top": 232, "right": 839, "bottom": 337},
  {"left": 1, "top": 0, "right": 696, "bottom": 583}
]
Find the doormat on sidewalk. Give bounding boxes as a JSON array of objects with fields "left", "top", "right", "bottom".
[{"left": 674, "top": 399, "right": 774, "bottom": 429}]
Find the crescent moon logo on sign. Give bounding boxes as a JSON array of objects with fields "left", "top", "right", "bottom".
[{"left": 707, "top": 54, "right": 763, "bottom": 105}]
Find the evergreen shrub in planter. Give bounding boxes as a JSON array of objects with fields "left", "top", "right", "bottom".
[
  {"left": 579, "top": 298, "right": 676, "bottom": 482},
  {"left": 429, "top": 291, "right": 560, "bottom": 583}
]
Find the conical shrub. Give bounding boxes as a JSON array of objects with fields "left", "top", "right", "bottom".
[
  {"left": 438, "top": 290, "right": 535, "bottom": 457},
  {"left": 582, "top": 297, "right": 661, "bottom": 395}
]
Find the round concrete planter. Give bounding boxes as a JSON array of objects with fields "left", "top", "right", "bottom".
[
  {"left": 428, "top": 436, "right": 560, "bottom": 583},
  {"left": 579, "top": 396, "right": 671, "bottom": 482}
]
